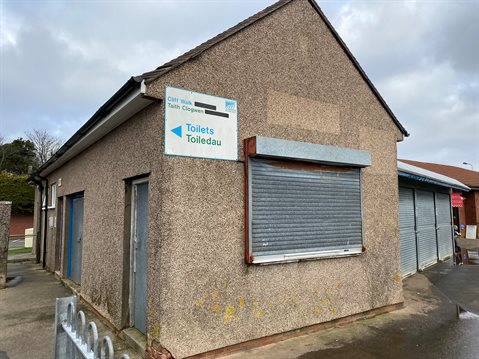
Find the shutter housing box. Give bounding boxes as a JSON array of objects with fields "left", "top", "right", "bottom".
[{"left": 244, "top": 136, "right": 372, "bottom": 264}]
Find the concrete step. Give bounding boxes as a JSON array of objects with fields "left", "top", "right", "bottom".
[{"left": 123, "top": 327, "right": 147, "bottom": 358}]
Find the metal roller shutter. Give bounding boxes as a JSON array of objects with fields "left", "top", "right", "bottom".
[
  {"left": 399, "top": 187, "right": 417, "bottom": 277},
  {"left": 436, "top": 193, "right": 453, "bottom": 260},
  {"left": 249, "top": 158, "right": 363, "bottom": 263},
  {"left": 416, "top": 190, "right": 438, "bottom": 269}
]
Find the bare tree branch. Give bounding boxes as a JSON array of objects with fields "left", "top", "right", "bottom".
[{"left": 25, "top": 129, "right": 63, "bottom": 165}]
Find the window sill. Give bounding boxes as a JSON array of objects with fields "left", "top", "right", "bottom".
[{"left": 250, "top": 248, "right": 363, "bottom": 265}]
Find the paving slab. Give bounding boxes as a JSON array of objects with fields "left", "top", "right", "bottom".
[
  {"left": 0, "top": 263, "right": 140, "bottom": 359},
  {"left": 0, "top": 262, "right": 72, "bottom": 359}
]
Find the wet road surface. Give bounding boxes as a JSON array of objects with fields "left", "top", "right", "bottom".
[{"left": 223, "top": 270, "right": 479, "bottom": 359}]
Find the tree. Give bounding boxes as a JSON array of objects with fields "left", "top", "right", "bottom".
[
  {"left": 26, "top": 129, "right": 62, "bottom": 166},
  {"left": 0, "top": 172, "right": 35, "bottom": 214},
  {"left": 0, "top": 138, "right": 37, "bottom": 175}
]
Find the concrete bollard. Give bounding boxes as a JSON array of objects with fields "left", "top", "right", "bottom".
[{"left": 0, "top": 201, "right": 12, "bottom": 289}]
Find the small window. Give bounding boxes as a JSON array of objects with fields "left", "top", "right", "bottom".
[
  {"left": 246, "top": 158, "right": 363, "bottom": 264},
  {"left": 49, "top": 183, "right": 57, "bottom": 208}
]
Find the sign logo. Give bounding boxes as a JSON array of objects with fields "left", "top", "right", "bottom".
[{"left": 225, "top": 100, "right": 236, "bottom": 113}]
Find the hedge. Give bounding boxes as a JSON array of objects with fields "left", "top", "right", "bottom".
[{"left": 0, "top": 171, "right": 35, "bottom": 214}]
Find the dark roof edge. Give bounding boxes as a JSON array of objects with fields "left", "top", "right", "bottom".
[
  {"left": 141, "top": 0, "right": 294, "bottom": 83},
  {"left": 33, "top": 76, "right": 143, "bottom": 177},
  {"left": 142, "top": 0, "right": 408, "bottom": 137},
  {"left": 398, "top": 171, "right": 467, "bottom": 191},
  {"left": 307, "top": 0, "right": 408, "bottom": 137}
]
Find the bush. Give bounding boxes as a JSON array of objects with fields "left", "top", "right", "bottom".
[{"left": 0, "top": 171, "right": 35, "bottom": 214}]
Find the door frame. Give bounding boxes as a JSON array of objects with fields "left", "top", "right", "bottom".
[
  {"left": 67, "top": 192, "right": 84, "bottom": 281},
  {"left": 54, "top": 196, "right": 64, "bottom": 272},
  {"left": 129, "top": 178, "right": 149, "bottom": 329}
]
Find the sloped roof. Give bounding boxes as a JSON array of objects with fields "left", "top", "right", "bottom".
[
  {"left": 141, "top": 0, "right": 408, "bottom": 137},
  {"left": 34, "top": 0, "right": 409, "bottom": 178},
  {"left": 398, "top": 161, "right": 470, "bottom": 191},
  {"left": 400, "top": 159, "right": 479, "bottom": 189}
]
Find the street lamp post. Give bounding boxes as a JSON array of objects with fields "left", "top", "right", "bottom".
[{"left": 462, "top": 162, "right": 474, "bottom": 170}]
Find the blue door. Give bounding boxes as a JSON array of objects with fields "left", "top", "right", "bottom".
[
  {"left": 67, "top": 194, "right": 84, "bottom": 284},
  {"left": 132, "top": 181, "right": 149, "bottom": 334}
]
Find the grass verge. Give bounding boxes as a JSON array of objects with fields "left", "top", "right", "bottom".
[{"left": 8, "top": 247, "right": 33, "bottom": 255}]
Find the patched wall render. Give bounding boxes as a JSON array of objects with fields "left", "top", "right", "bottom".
[
  {"left": 144, "top": 0, "right": 404, "bottom": 357},
  {"left": 38, "top": 0, "right": 405, "bottom": 358}
]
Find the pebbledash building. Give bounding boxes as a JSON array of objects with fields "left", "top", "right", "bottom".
[{"left": 33, "top": 0, "right": 412, "bottom": 358}]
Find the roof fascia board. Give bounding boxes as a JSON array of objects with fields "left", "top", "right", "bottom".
[
  {"left": 397, "top": 161, "right": 470, "bottom": 191},
  {"left": 40, "top": 85, "right": 153, "bottom": 176}
]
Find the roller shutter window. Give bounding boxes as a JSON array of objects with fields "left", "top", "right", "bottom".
[
  {"left": 416, "top": 190, "right": 438, "bottom": 269},
  {"left": 399, "top": 187, "right": 417, "bottom": 277},
  {"left": 436, "top": 193, "right": 453, "bottom": 260},
  {"left": 248, "top": 158, "right": 363, "bottom": 264}
]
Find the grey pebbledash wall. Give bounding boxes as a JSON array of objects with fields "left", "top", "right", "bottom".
[
  {"left": 144, "top": 1, "right": 404, "bottom": 357},
  {"left": 38, "top": 0, "right": 405, "bottom": 358}
]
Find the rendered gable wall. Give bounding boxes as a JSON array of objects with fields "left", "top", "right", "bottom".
[{"left": 144, "top": 0, "right": 404, "bottom": 357}]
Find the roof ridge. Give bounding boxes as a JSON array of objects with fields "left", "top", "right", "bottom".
[
  {"left": 141, "top": 0, "right": 294, "bottom": 81},
  {"left": 400, "top": 159, "right": 478, "bottom": 173},
  {"left": 140, "top": 0, "right": 408, "bottom": 137}
]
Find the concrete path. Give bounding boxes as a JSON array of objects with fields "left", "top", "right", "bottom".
[
  {"left": 0, "top": 263, "right": 141, "bottom": 359},
  {"left": 0, "top": 262, "right": 72, "bottom": 359},
  {"left": 222, "top": 273, "right": 479, "bottom": 359},
  {"left": 7, "top": 252, "right": 36, "bottom": 264}
]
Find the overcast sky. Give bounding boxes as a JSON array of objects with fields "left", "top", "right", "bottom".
[{"left": 1, "top": 0, "right": 478, "bottom": 169}]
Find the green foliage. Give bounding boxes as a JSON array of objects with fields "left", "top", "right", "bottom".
[
  {"left": 0, "top": 138, "right": 37, "bottom": 175},
  {"left": 0, "top": 172, "right": 35, "bottom": 214},
  {"left": 8, "top": 247, "right": 33, "bottom": 255}
]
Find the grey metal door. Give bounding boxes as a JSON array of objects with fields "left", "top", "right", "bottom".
[
  {"left": 68, "top": 196, "right": 84, "bottom": 284},
  {"left": 416, "top": 190, "right": 438, "bottom": 270},
  {"left": 399, "top": 187, "right": 417, "bottom": 277},
  {"left": 131, "top": 180, "right": 149, "bottom": 335},
  {"left": 436, "top": 193, "right": 453, "bottom": 260}
]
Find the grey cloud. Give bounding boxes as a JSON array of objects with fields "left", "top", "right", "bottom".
[{"left": 1, "top": 0, "right": 478, "bottom": 169}]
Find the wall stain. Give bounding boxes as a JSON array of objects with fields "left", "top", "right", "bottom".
[
  {"left": 239, "top": 297, "right": 246, "bottom": 309},
  {"left": 223, "top": 306, "right": 235, "bottom": 322},
  {"left": 254, "top": 309, "right": 265, "bottom": 318},
  {"left": 312, "top": 305, "right": 322, "bottom": 314},
  {"left": 195, "top": 297, "right": 206, "bottom": 306},
  {"left": 151, "top": 324, "right": 160, "bottom": 338},
  {"left": 211, "top": 291, "right": 220, "bottom": 300}
]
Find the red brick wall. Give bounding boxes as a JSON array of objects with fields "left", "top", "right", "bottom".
[
  {"left": 9, "top": 213, "right": 34, "bottom": 236},
  {"left": 475, "top": 192, "right": 479, "bottom": 224},
  {"left": 457, "top": 205, "right": 467, "bottom": 237},
  {"left": 464, "top": 191, "right": 478, "bottom": 227}
]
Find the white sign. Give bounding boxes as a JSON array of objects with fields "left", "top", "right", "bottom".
[
  {"left": 164, "top": 87, "right": 238, "bottom": 160},
  {"left": 466, "top": 225, "right": 478, "bottom": 239}
]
